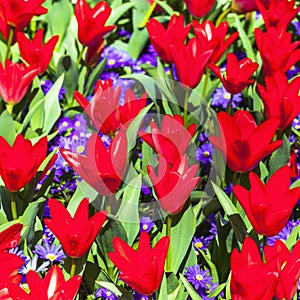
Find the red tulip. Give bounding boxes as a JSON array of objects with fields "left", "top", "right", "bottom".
[
  {"left": 233, "top": 166, "right": 300, "bottom": 236},
  {"left": 209, "top": 53, "right": 259, "bottom": 94},
  {"left": 183, "top": 0, "right": 215, "bottom": 18},
  {"left": 231, "top": 0, "right": 269, "bottom": 13},
  {"left": 256, "top": 0, "right": 298, "bottom": 32},
  {"left": 170, "top": 37, "right": 212, "bottom": 88},
  {"left": 17, "top": 29, "right": 59, "bottom": 74},
  {"left": 209, "top": 110, "right": 282, "bottom": 172},
  {"left": 230, "top": 237, "right": 278, "bottom": 300},
  {"left": 44, "top": 198, "right": 107, "bottom": 258},
  {"left": 264, "top": 240, "right": 300, "bottom": 300},
  {"left": 146, "top": 15, "right": 191, "bottom": 64},
  {"left": 0, "top": 223, "right": 22, "bottom": 252},
  {"left": 255, "top": 28, "right": 300, "bottom": 75},
  {"left": 288, "top": 149, "right": 298, "bottom": 178},
  {"left": 0, "top": 60, "right": 39, "bottom": 105},
  {"left": 139, "top": 115, "right": 196, "bottom": 166},
  {"left": 257, "top": 71, "right": 300, "bottom": 130},
  {"left": 147, "top": 155, "right": 200, "bottom": 214},
  {"left": 8, "top": 265, "right": 81, "bottom": 300},
  {"left": 108, "top": 232, "right": 170, "bottom": 295},
  {"left": 193, "top": 20, "right": 239, "bottom": 65},
  {"left": 75, "top": 0, "right": 115, "bottom": 48},
  {"left": 0, "top": 0, "right": 47, "bottom": 41},
  {"left": 60, "top": 131, "right": 127, "bottom": 196},
  {"left": 0, "top": 134, "right": 47, "bottom": 192}
]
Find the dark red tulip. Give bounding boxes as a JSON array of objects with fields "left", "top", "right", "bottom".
[
  {"left": 146, "top": 14, "right": 191, "bottom": 64},
  {"left": 257, "top": 71, "right": 300, "bottom": 130},
  {"left": 147, "top": 155, "right": 200, "bottom": 214},
  {"left": 288, "top": 149, "right": 298, "bottom": 178},
  {"left": 209, "top": 110, "right": 282, "bottom": 172},
  {"left": 231, "top": 0, "right": 269, "bottom": 13},
  {"left": 209, "top": 53, "right": 259, "bottom": 94},
  {"left": 230, "top": 237, "right": 278, "bottom": 300},
  {"left": 0, "top": 223, "right": 22, "bottom": 252},
  {"left": 233, "top": 166, "right": 300, "bottom": 236},
  {"left": 108, "top": 232, "right": 170, "bottom": 295},
  {"left": 44, "top": 198, "right": 107, "bottom": 258},
  {"left": 0, "top": 134, "right": 47, "bottom": 192},
  {"left": 183, "top": 0, "right": 215, "bottom": 18},
  {"left": 139, "top": 114, "right": 196, "bottom": 166},
  {"left": 17, "top": 29, "right": 59, "bottom": 74},
  {"left": 61, "top": 131, "right": 127, "bottom": 196}
]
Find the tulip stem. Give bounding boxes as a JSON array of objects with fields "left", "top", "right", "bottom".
[
  {"left": 183, "top": 89, "right": 190, "bottom": 127},
  {"left": 263, "top": 235, "right": 268, "bottom": 247},
  {"left": 215, "top": 8, "right": 231, "bottom": 27},
  {"left": 166, "top": 214, "right": 172, "bottom": 271},
  {"left": 227, "top": 94, "right": 234, "bottom": 116},
  {"left": 76, "top": 46, "right": 86, "bottom": 66},
  {"left": 232, "top": 171, "right": 241, "bottom": 206},
  {"left": 7, "top": 103, "right": 13, "bottom": 115},
  {"left": 139, "top": 1, "right": 157, "bottom": 28},
  {"left": 70, "top": 258, "right": 76, "bottom": 278},
  {"left": 201, "top": 68, "right": 210, "bottom": 98},
  {"left": 11, "top": 192, "right": 17, "bottom": 220},
  {"left": 5, "top": 26, "right": 14, "bottom": 61}
]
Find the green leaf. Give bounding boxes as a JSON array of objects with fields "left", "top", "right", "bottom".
[
  {"left": 95, "top": 281, "right": 122, "bottom": 297},
  {"left": 179, "top": 274, "right": 201, "bottom": 300},
  {"left": 0, "top": 110, "right": 16, "bottom": 145},
  {"left": 199, "top": 250, "right": 219, "bottom": 283},
  {"left": 127, "top": 28, "right": 149, "bottom": 60},
  {"left": 285, "top": 223, "right": 300, "bottom": 251},
  {"left": 259, "top": 162, "right": 269, "bottom": 181},
  {"left": 208, "top": 282, "right": 227, "bottom": 298},
  {"left": 107, "top": 2, "right": 136, "bottom": 25}
]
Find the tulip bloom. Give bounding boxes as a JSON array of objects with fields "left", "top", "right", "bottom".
[
  {"left": 147, "top": 155, "right": 200, "bottom": 214},
  {"left": 0, "top": 134, "right": 47, "bottom": 192},
  {"left": 193, "top": 20, "right": 239, "bottom": 65},
  {"left": 0, "top": 60, "right": 39, "bottom": 105},
  {"left": 44, "top": 198, "right": 107, "bottom": 258},
  {"left": 230, "top": 237, "right": 278, "bottom": 300},
  {"left": 209, "top": 111, "right": 282, "bottom": 173},
  {"left": 8, "top": 265, "right": 81, "bottom": 300},
  {"left": 170, "top": 38, "right": 212, "bottom": 88},
  {"left": 0, "top": 223, "right": 22, "bottom": 252},
  {"left": 255, "top": 28, "right": 300, "bottom": 75},
  {"left": 109, "top": 232, "right": 170, "bottom": 295},
  {"left": 17, "top": 29, "right": 59, "bottom": 74},
  {"left": 139, "top": 115, "right": 196, "bottom": 166},
  {"left": 209, "top": 53, "right": 259, "bottom": 94},
  {"left": 61, "top": 131, "right": 127, "bottom": 196},
  {"left": 231, "top": 0, "right": 269, "bottom": 13},
  {"left": 146, "top": 14, "right": 191, "bottom": 64},
  {"left": 183, "top": 0, "right": 215, "bottom": 18},
  {"left": 264, "top": 240, "right": 300, "bottom": 300},
  {"left": 233, "top": 166, "right": 300, "bottom": 236},
  {"left": 257, "top": 71, "right": 300, "bottom": 130}
]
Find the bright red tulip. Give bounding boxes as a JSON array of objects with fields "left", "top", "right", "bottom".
[
  {"left": 75, "top": 0, "right": 115, "bottom": 48},
  {"left": 256, "top": 0, "right": 298, "bottom": 32},
  {"left": 264, "top": 240, "right": 300, "bottom": 300},
  {"left": 184, "top": 0, "right": 215, "bottom": 18},
  {"left": 193, "top": 20, "right": 239, "bottom": 65},
  {"left": 288, "top": 149, "right": 298, "bottom": 178},
  {"left": 8, "top": 265, "right": 81, "bottom": 300},
  {"left": 146, "top": 15, "right": 191, "bottom": 64},
  {"left": 170, "top": 38, "right": 212, "bottom": 88},
  {"left": 139, "top": 115, "right": 196, "bottom": 166},
  {"left": 209, "top": 53, "right": 259, "bottom": 94},
  {"left": 230, "top": 237, "right": 278, "bottom": 300},
  {"left": 233, "top": 166, "right": 300, "bottom": 236},
  {"left": 0, "top": 0, "right": 47, "bottom": 41},
  {"left": 44, "top": 198, "right": 107, "bottom": 258},
  {"left": 257, "top": 71, "right": 300, "bottom": 130},
  {"left": 231, "top": 0, "right": 269, "bottom": 13},
  {"left": 209, "top": 110, "right": 282, "bottom": 172},
  {"left": 17, "top": 29, "right": 59, "bottom": 74},
  {"left": 108, "top": 232, "right": 170, "bottom": 295},
  {"left": 255, "top": 28, "right": 300, "bottom": 75},
  {"left": 60, "top": 131, "right": 127, "bottom": 196},
  {"left": 0, "top": 134, "right": 47, "bottom": 192},
  {"left": 0, "top": 223, "right": 22, "bottom": 252},
  {"left": 147, "top": 155, "right": 200, "bottom": 214},
  {"left": 0, "top": 60, "right": 39, "bottom": 105}
]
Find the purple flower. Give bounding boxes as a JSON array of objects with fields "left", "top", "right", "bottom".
[
  {"left": 42, "top": 224, "right": 55, "bottom": 244},
  {"left": 147, "top": 44, "right": 158, "bottom": 56},
  {"left": 73, "top": 114, "right": 89, "bottom": 133},
  {"left": 19, "top": 255, "right": 50, "bottom": 275},
  {"left": 33, "top": 242, "right": 66, "bottom": 263},
  {"left": 211, "top": 85, "right": 242, "bottom": 110},
  {"left": 9, "top": 247, "right": 30, "bottom": 264},
  {"left": 99, "top": 133, "right": 112, "bottom": 149},
  {"left": 95, "top": 287, "right": 118, "bottom": 300},
  {"left": 192, "top": 236, "right": 211, "bottom": 254},
  {"left": 133, "top": 292, "right": 150, "bottom": 300},
  {"left": 195, "top": 143, "right": 213, "bottom": 165},
  {"left": 40, "top": 79, "right": 66, "bottom": 100},
  {"left": 292, "top": 20, "right": 300, "bottom": 37},
  {"left": 136, "top": 53, "right": 157, "bottom": 67},
  {"left": 224, "top": 183, "right": 233, "bottom": 196},
  {"left": 198, "top": 132, "right": 209, "bottom": 143},
  {"left": 56, "top": 117, "right": 73, "bottom": 134},
  {"left": 100, "top": 71, "right": 120, "bottom": 84},
  {"left": 139, "top": 216, "right": 154, "bottom": 233},
  {"left": 287, "top": 64, "right": 300, "bottom": 79},
  {"left": 102, "top": 47, "right": 134, "bottom": 69},
  {"left": 118, "top": 28, "right": 131, "bottom": 39},
  {"left": 185, "top": 265, "right": 213, "bottom": 290}
]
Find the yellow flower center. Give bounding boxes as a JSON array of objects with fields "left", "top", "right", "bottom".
[
  {"left": 195, "top": 241, "right": 203, "bottom": 249},
  {"left": 196, "top": 274, "right": 203, "bottom": 281},
  {"left": 224, "top": 93, "right": 231, "bottom": 100},
  {"left": 46, "top": 253, "right": 57, "bottom": 261}
]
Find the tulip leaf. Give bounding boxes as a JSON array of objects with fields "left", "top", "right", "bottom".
[
  {"left": 179, "top": 274, "right": 201, "bottom": 300},
  {"left": 198, "top": 249, "right": 219, "bottom": 283},
  {"left": 95, "top": 281, "right": 122, "bottom": 297},
  {"left": 127, "top": 28, "right": 149, "bottom": 60},
  {"left": 259, "top": 162, "right": 269, "bottom": 181},
  {"left": 116, "top": 174, "right": 141, "bottom": 245},
  {"left": 285, "top": 223, "right": 300, "bottom": 251},
  {"left": 158, "top": 273, "right": 168, "bottom": 300},
  {"left": 0, "top": 110, "right": 16, "bottom": 146},
  {"left": 107, "top": 2, "right": 136, "bottom": 25},
  {"left": 207, "top": 282, "right": 227, "bottom": 298}
]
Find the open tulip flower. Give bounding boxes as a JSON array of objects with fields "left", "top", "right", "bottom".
[
  {"left": 146, "top": 14, "right": 191, "bottom": 64},
  {"left": 209, "top": 53, "right": 259, "bottom": 95},
  {"left": 0, "top": 134, "right": 48, "bottom": 192},
  {"left": 61, "top": 130, "right": 127, "bottom": 196},
  {"left": 233, "top": 166, "right": 300, "bottom": 236},
  {"left": 8, "top": 265, "right": 81, "bottom": 300},
  {"left": 210, "top": 110, "right": 282, "bottom": 172},
  {"left": 44, "top": 198, "right": 107, "bottom": 258},
  {"left": 0, "top": 223, "right": 22, "bottom": 252},
  {"left": 108, "top": 232, "right": 170, "bottom": 295},
  {"left": 183, "top": 0, "right": 215, "bottom": 18},
  {"left": 257, "top": 71, "right": 300, "bottom": 130},
  {"left": 230, "top": 237, "right": 278, "bottom": 300}
]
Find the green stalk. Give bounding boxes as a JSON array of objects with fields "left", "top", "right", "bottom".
[
  {"left": 231, "top": 171, "right": 241, "bottom": 206},
  {"left": 69, "top": 258, "right": 76, "bottom": 278},
  {"left": 227, "top": 94, "right": 234, "bottom": 116},
  {"left": 166, "top": 215, "right": 172, "bottom": 271},
  {"left": 11, "top": 192, "right": 17, "bottom": 220},
  {"left": 139, "top": 1, "right": 157, "bottom": 28},
  {"left": 201, "top": 68, "right": 210, "bottom": 98},
  {"left": 215, "top": 8, "right": 231, "bottom": 27},
  {"left": 7, "top": 103, "right": 13, "bottom": 115},
  {"left": 183, "top": 89, "right": 190, "bottom": 128},
  {"left": 5, "top": 26, "right": 14, "bottom": 61},
  {"left": 76, "top": 46, "right": 86, "bottom": 66}
]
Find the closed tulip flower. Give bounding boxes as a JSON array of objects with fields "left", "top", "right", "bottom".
[
  {"left": 183, "top": 0, "right": 215, "bottom": 18},
  {"left": 231, "top": 0, "right": 269, "bottom": 13}
]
